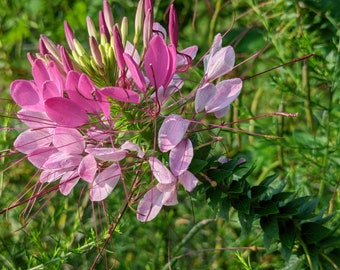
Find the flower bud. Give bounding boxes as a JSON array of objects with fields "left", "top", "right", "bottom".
[{"left": 64, "top": 21, "right": 75, "bottom": 50}]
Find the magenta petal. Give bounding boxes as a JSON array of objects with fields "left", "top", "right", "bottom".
[
  {"left": 90, "top": 164, "right": 121, "bottom": 201},
  {"left": 14, "top": 129, "right": 52, "bottom": 154},
  {"left": 85, "top": 147, "right": 127, "bottom": 162},
  {"left": 205, "top": 78, "right": 242, "bottom": 113},
  {"left": 66, "top": 71, "right": 80, "bottom": 91},
  {"left": 101, "top": 86, "right": 140, "bottom": 104},
  {"left": 45, "top": 97, "right": 88, "bottom": 127},
  {"left": 195, "top": 83, "right": 216, "bottom": 113},
  {"left": 148, "top": 157, "right": 176, "bottom": 185},
  {"left": 43, "top": 151, "right": 82, "bottom": 170},
  {"left": 32, "top": 59, "right": 50, "bottom": 87},
  {"left": 42, "top": 81, "right": 60, "bottom": 101},
  {"left": 123, "top": 53, "right": 146, "bottom": 93},
  {"left": 53, "top": 127, "right": 85, "bottom": 154},
  {"left": 169, "top": 139, "right": 193, "bottom": 177},
  {"left": 178, "top": 170, "right": 199, "bottom": 192},
  {"left": 144, "top": 35, "right": 170, "bottom": 88},
  {"left": 158, "top": 114, "right": 190, "bottom": 152},
  {"left": 10, "top": 80, "right": 43, "bottom": 111},
  {"left": 78, "top": 154, "right": 97, "bottom": 183},
  {"left": 137, "top": 187, "right": 164, "bottom": 222},
  {"left": 206, "top": 46, "right": 235, "bottom": 81},
  {"left": 59, "top": 171, "right": 80, "bottom": 195}
]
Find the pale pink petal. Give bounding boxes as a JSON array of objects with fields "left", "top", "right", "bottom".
[
  {"left": 123, "top": 53, "right": 146, "bottom": 93},
  {"left": 195, "top": 83, "right": 216, "bottom": 113},
  {"left": 163, "top": 44, "right": 177, "bottom": 88},
  {"left": 177, "top": 45, "right": 198, "bottom": 68},
  {"left": 85, "top": 147, "right": 127, "bottom": 162},
  {"left": 203, "top": 34, "right": 222, "bottom": 71},
  {"left": 17, "top": 110, "right": 53, "bottom": 129},
  {"left": 101, "top": 86, "right": 140, "bottom": 104},
  {"left": 39, "top": 169, "right": 66, "bottom": 183},
  {"left": 53, "top": 127, "right": 85, "bottom": 154},
  {"left": 149, "top": 157, "right": 176, "bottom": 185},
  {"left": 213, "top": 106, "right": 230, "bottom": 118},
  {"left": 206, "top": 46, "right": 235, "bottom": 81},
  {"left": 27, "top": 147, "right": 57, "bottom": 168},
  {"left": 43, "top": 151, "right": 82, "bottom": 170},
  {"left": 158, "top": 114, "right": 190, "bottom": 152},
  {"left": 59, "top": 170, "right": 80, "bottom": 195},
  {"left": 90, "top": 164, "right": 121, "bottom": 201},
  {"left": 161, "top": 186, "right": 178, "bottom": 206},
  {"left": 45, "top": 97, "right": 88, "bottom": 127},
  {"left": 14, "top": 129, "right": 52, "bottom": 154},
  {"left": 205, "top": 78, "right": 242, "bottom": 113},
  {"left": 178, "top": 170, "right": 199, "bottom": 192},
  {"left": 137, "top": 187, "right": 164, "bottom": 222},
  {"left": 10, "top": 80, "right": 43, "bottom": 111},
  {"left": 78, "top": 154, "right": 97, "bottom": 183},
  {"left": 169, "top": 139, "right": 193, "bottom": 176},
  {"left": 121, "top": 141, "right": 145, "bottom": 158}
]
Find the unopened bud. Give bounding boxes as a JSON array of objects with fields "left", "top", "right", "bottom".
[
  {"left": 64, "top": 21, "right": 75, "bottom": 50},
  {"left": 86, "top": 16, "right": 97, "bottom": 38},
  {"left": 40, "top": 35, "right": 60, "bottom": 60},
  {"left": 134, "top": 0, "right": 144, "bottom": 45},
  {"left": 90, "top": 36, "right": 103, "bottom": 68},
  {"left": 121, "top": 17, "right": 128, "bottom": 47},
  {"left": 103, "top": 0, "right": 114, "bottom": 34}
]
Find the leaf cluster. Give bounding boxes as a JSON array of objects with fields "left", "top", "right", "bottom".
[{"left": 193, "top": 144, "right": 340, "bottom": 269}]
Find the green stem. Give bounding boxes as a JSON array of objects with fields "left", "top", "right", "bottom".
[{"left": 209, "top": 0, "right": 222, "bottom": 44}]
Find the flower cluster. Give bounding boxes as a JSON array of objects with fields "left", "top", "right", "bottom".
[{"left": 10, "top": 0, "right": 242, "bottom": 222}]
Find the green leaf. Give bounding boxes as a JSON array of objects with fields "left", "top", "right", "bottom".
[
  {"left": 301, "top": 222, "right": 331, "bottom": 244},
  {"left": 232, "top": 195, "right": 251, "bottom": 214},
  {"left": 238, "top": 212, "right": 253, "bottom": 235},
  {"left": 189, "top": 159, "right": 208, "bottom": 174},
  {"left": 294, "top": 198, "right": 319, "bottom": 220},
  {"left": 218, "top": 197, "right": 231, "bottom": 221},
  {"left": 260, "top": 215, "right": 279, "bottom": 249},
  {"left": 229, "top": 180, "right": 245, "bottom": 194},
  {"left": 279, "top": 219, "right": 296, "bottom": 260},
  {"left": 271, "top": 192, "right": 294, "bottom": 202},
  {"left": 254, "top": 200, "right": 279, "bottom": 216},
  {"left": 250, "top": 185, "right": 268, "bottom": 199},
  {"left": 259, "top": 174, "right": 278, "bottom": 187}
]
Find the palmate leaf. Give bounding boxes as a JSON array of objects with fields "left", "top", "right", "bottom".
[
  {"left": 301, "top": 222, "right": 332, "bottom": 244},
  {"left": 279, "top": 219, "right": 296, "bottom": 260},
  {"left": 260, "top": 215, "right": 279, "bottom": 249}
]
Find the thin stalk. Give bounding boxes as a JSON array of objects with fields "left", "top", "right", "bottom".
[
  {"left": 303, "top": 59, "right": 314, "bottom": 133},
  {"left": 208, "top": 0, "right": 222, "bottom": 44}
]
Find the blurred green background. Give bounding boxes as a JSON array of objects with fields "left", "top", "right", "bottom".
[{"left": 0, "top": 0, "right": 339, "bottom": 269}]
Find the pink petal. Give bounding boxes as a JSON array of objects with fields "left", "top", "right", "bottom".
[
  {"left": 213, "top": 106, "right": 230, "bottom": 118},
  {"left": 101, "top": 86, "right": 140, "bottom": 104},
  {"left": 206, "top": 46, "right": 235, "bottom": 81},
  {"left": 177, "top": 45, "right": 198, "bottom": 69},
  {"left": 169, "top": 139, "right": 193, "bottom": 177},
  {"left": 45, "top": 97, "right": 88, "bottom": 127},
  {"left": 10, "top": 80, "right": 43, "bottom": 111},
  {"left": 158, "top": 114, "right": 190, "bottom": 152},
  {"left": 137, "top": 187, "right": 164, "bottom": 222},
  {"left": 168, "top": 4, "right": 178, "bottom": 47},
  {"left": 43, "top": 151, "right": 82, "bottom": 170},
  {"left": 148, "top": 157, "right": 176, "bottom": 185},
  {"left": 178, "top": 170, "right": 199, "bottom": 192},
  {"left": 53, "top": 127, "right": 85, "bottom": 154},
  {"left": 59, "top": 170, "right": 80, "bottom": 195},
  {"left": 195, "top": 83, "right": 216, "bottom": 113},
  {"left": 144, "top": 35, "right": 170, "bottom": 88},
  {"left": 85, "top": 147, "right": 127, "bottom": 162},
  {"left": 123, "top": 53, "right": 146, "bottom": 93},
  {"left": 78, "top": 154, "right": 97, "bottom": 183},
  {"left": 14, "top": 129, "right": 52, "bottom": 154},
  {"left": 90, "top": 164, "right": 121, "bottom": 201},
  {"left": 205, "top": 78, "right": 242, "bottom": 113}
]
